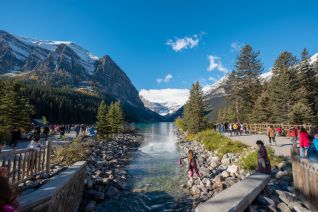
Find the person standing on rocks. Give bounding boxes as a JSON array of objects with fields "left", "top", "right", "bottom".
[
  {"left": 256, "top": 140, "right": 271, "bottom": 174},
  {"left": 186, "top": 150, "right": 201, "bottom": 180},
  {"left": 267, "top": 125, "right": 276, "bottom": 145}
]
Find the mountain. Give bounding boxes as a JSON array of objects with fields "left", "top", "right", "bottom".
[
  {"left": 0, "top": 30, "right": 161, "bottom": 122},
  {"left": 139, "top": 89, "right": 189, "bottom": 116}
]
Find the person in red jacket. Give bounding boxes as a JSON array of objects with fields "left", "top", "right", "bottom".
[
  {"left": 299, "top": 127, "right": 310, "bottom": 158},
  {"left": 289, "top": 127, "right": 298, "bottom": 152}
]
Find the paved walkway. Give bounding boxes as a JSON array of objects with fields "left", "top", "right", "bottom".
[
  {"left": 225, "top": 133, "right": 291, "bottom": 157},
  {"left": 2, "top": 132, "right": 77, "bottom": 153}
]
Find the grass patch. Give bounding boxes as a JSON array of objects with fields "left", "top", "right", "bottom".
[
  {"left": 52, "top": 138, "right": 92, "bottom": 166},
  {"left": 186, "top": 129, "right": 248, "bottom": 157},
  {"left": 240, "top": 146, "right": 284, "bottom": 171}
]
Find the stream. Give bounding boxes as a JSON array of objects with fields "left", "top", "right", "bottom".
[{"left": 96, "top": 122, "right": 193, "bottom": 211}]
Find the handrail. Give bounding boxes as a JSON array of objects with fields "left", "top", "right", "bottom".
[{"left": 0, "top": 140, "right": 51, "bottom": 184}]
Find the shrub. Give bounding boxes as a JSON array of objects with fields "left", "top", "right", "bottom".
[
  {"left": 186, "top": 129, "right": 248, "bottom": 157},
  {"left": 240, "top": 145, "right": 284, "bottom": 171},
  {"left": 52, "top": 139, "right": 92, "bottom": 166},
  {"left": 175, "top": 118, "right": 186, "bottom": 132}
]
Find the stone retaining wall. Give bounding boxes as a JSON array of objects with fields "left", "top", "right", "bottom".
[{"left": 20, "top": 161, "right": 87, "bottom": 212}]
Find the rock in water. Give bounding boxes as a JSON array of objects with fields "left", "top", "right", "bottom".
[{"left": 106, "top": 185, "right": 119, "bottom": 197}]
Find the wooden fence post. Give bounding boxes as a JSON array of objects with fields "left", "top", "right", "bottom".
[{"left": 46, "top": 140, "right": 51, "bottom": 174}]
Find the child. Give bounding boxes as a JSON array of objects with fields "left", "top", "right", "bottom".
[{"left": 179, "top": 150, "right": 201, "bottom": 180}]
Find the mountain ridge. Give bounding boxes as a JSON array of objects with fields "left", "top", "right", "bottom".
[{"left": 0, "top": 30, "right": 160, "bottom": 122}]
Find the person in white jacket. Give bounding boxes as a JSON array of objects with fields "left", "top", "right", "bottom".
[{"left": 27, "top": 136, "right": 43, "bottom": 152}]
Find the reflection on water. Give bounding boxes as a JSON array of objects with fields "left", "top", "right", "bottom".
[{"left": 96, "top": 123, "right": 192, "bottom": 211}]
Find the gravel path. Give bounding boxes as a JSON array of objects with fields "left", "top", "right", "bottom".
[{"left": 225, "top": 133, "right": 292, "bottom": 157}]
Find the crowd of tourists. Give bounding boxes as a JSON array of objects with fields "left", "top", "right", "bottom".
[{"left": 213, "top": 122, "right": 248, "bottom": 136}]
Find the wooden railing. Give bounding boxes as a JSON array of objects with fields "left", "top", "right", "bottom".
[
  {"left": 0, "top": 140, "right": 52, "bottom": 185},
  {"left": 246, "top": 123, "right": 314, "bottom": 135},
  {"left": 291, "top": 148, "right": 318, "bottom": 210}
]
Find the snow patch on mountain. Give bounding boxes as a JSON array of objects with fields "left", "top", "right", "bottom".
[
  {"left": 139, "top": 89, "right": 189, "bottom": 115},
  {"left": 16, "top": 35, "right": 99, "bottom": 75}
]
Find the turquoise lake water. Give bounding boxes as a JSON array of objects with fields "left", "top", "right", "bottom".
[{"left": 96, "top": 122, "right": 192, "bottom": 211}]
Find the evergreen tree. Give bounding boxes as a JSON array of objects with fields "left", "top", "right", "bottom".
[
  {"left": 266, "top": 51, "right": 299, "bottom": 123},
  {"left": 0, "top": 80, "right": 33, "bottom": 142},
  {"left": 113, "top": 101, "right": 124, "bottom": 133},
  {"left": 295, "top": 48, "right": 317, "bottom": 121},
  {"left": 225, "top": 45, "right": 263, "bottom": 122},
  {"left": 96, "top": 100, "right": 109, "bottom": 138},
  {"left": 252, "top": 89, "right": 272, "bottom": 123},
  {"left": 182, "top": 82, "right": 206, "bottom": 133}
]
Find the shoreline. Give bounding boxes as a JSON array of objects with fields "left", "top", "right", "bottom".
[
  {"left": 79, "top": 133, "right": 142, "bottom": 211},
  {"left": 175, "top": 130, "right": 249, "bottom": 207}
]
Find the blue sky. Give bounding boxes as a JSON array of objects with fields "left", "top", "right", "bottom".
[{"left": 1, "top": 0, "right": 318, "bottom": 90}]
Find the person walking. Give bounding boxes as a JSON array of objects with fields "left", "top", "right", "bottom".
[
  {"left": 229, "top": 123, "right": 233, "bottom": 136},
  {"left": 299, "top": 127, "right": 310, "bottom": 158},
  {"left": 10, "top": 128, "right": 21, "bottom": 150},
  {"left": 27, "top": 135, "right": 44, "bottom": 152},
  {"left": 289, "top": 127, "right": 298, "bottom": 153},
  {"left": 256, "top": 140, "right": 271, "bottom": 174},
  {"left": 267, "top": 125, "right": 276, "bottom": 145},
  {"left": 43, "top": 125, "right": 50, "bottom": 141}
]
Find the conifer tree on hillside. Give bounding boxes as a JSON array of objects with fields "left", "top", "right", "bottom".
[
  {"left": 96, "top": 100, "right": 109, "bottom": 138},
  {"left": 225, "top": 45, "right": 263, "bottom": 122},
  {"left": 107, "top": 101, "right": 124, "bottom": 134},
  {"left": 0, "top": 80, "right": 33, "bottom": 142},
  {"left": 113, "top": 101, "right": 124, "bottom": 133},
  {"left": 295, "top": 48, "right": 317, "bottom": 121},
  {"left": 252, "top": 88, "right": 272, "bottom": 123},
  {"left": 266, "top": 51, "right": 299, "bottom": 123},
  {"left": 183, "top": 82, "right": 206, "bottom": 133}
]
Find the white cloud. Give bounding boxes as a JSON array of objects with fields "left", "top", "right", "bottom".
[
  {"left": 208, "top": 76, "right": 217, "bottom": 82},
  {"left": 139, "top": 89, "right": 189, "bottom": 105},
  {"left": 231, "top": 41, "right": 244, "bottom": 52},
  {"left": 207, "top": 55, "right": 229, "bottom": 73},
  {"left": 166, "top": 33, "right": 204, "bottom": 52},
  {"left": 157, "top": 74, "right": 173, "bottom": 84}
]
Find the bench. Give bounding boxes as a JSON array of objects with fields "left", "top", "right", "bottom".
[{"left": 196, "top": 173, "right": 271, "bottom": 212}]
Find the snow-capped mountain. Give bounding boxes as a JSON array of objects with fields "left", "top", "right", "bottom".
[
  {"left": 0, "top": 30, "right": 145, "bottom": 109},
  {"left": 16, "top": 36, "right": 98, "bottom": 75},
  {"left": 139, "top": 89, "right": 189, "bottom": 116}
]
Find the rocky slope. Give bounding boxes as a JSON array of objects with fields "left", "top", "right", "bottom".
[{"left": 0, "top": 30, "right": 160, "bottom": 121}]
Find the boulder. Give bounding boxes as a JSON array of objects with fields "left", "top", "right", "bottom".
[
  {"left": 106, "top": 185, "right": 119, "bottom": 197},
  {"left": 289, "top": 202, "right": 310, "bottom": 212},
  {"left": 276, "top": 171, "right": 289, "bottom": 179},
  {"left": 187, "top": 180, "right": 194, "bottom": 187},
  {"left": 277, "top": 161, "right": 288, "bottom": 170},
  {"left": 277, "top": 202, "right": 292, "bottom": 212},
  {"left": 84, "top": 201, "right": 96, "bottom": 212},
  {"left": 191, "top": 185, "right": 201, "bottom": 195},
  {"left": 213, "top": 175, "right": 224, "bottom": 185},
  {"left": 221, "top": 158, "right": 231, "bottom": 165},
  {"left": 227, "top": 165, "right": 239, "bottom": 174},
  {"left": 221, "top": 171, "right": 230, "bottom": 178}
]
